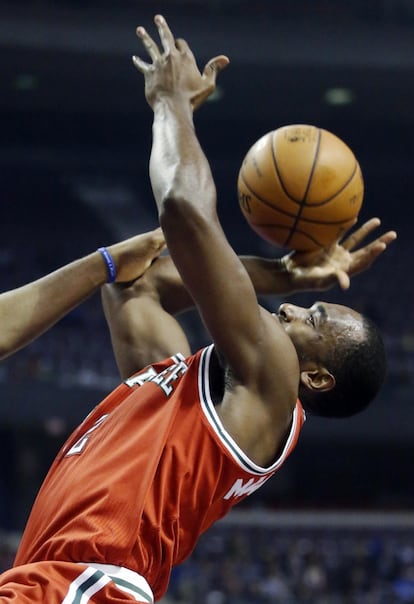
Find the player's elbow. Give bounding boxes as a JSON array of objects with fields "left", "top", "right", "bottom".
[{"left": 159, "top": 188, "right": 215, "bottom": 233}]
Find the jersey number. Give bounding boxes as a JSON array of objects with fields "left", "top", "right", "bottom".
[{"left": 65, "top": 414, "right": 109, "bottom": 457}]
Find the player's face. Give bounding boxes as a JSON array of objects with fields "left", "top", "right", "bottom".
[{"left": 276, "top": 301, "right": 364, "bottom": 363}]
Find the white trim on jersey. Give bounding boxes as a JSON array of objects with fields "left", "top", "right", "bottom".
[
  {"left": 62, "top": 567, "right": 111, "bottom": 604},
  {"left": 198, "top": 344, "right": 304, "bottom": 476},
  {"left": 62, "top": 564, "right": 154, "bottom": 604}
]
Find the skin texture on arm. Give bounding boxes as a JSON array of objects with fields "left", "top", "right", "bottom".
[
  {"left": 101, "top": 256, "right": 193, "bottom": 381},
  {"left": 0, "top": 228, "right": 165, "bottom": 361}
]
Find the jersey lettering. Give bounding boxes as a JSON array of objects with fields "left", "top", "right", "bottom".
[
  {"left": 125, "top": 356, "right": 188, "bottom": 396},
  {"left": 150, "top": 360, "right": 188, "bottom": 395},
  {"left": 125, "top": 367, "right": 158, "bottom": 387},
  {"left": 224, "top": 475, "right": 271, "bottom": 500},
  {"left": 65, "top": 414, "right": 109, "bottom": 457}
]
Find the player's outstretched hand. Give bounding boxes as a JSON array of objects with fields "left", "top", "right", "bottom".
[
  {"left": 283, "top": 217, "right": 397, "bottom": 292},
  {"left": 107, "top": 227, "right": 166, "bottom": 283},
  {"left": 132, "top": 14, "right": 229, "bottom": 110}
]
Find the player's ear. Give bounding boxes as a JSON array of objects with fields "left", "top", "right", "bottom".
[{"left": 300, "top": 367, "right": 335, "bottom": 392}]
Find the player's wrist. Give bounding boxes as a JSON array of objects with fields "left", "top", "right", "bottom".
[
  {"left": 271, "top": 257, "right": 294, "bottom": 293},
  {"left": 97, "top": 247, "right": 117, "bottom": 283}
]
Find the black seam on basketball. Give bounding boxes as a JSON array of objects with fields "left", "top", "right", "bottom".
[
  {"left": 239, "top": 170, "right": 300, "bottom": 219},
  {"left": 270, "top": 132, "right": 303, "bottom": 204},
  {"left": 299, "top": 160, "right": 359, "bottom": 206},
  {"left": 250, "top": 224, "right": 327, "bottom": 248},
  {"left": 240, "top": 167, "right": 357, "bottom": 226},
  {"left": 284, "top": 128, "right": 322, "bottom": 248},
  {"left": 250, "top": 214, "right": 356, "bottom": 227}
]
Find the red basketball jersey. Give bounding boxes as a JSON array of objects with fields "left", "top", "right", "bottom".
[{"left": 15, "top": 345, "right": 305, "bottom": 601}]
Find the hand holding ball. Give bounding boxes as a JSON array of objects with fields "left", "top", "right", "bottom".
[{"left": 237, "top": 125, "right": 364, "bottom": 251}]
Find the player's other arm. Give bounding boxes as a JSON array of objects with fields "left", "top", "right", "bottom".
[
  {"left": 0, "top": 229, "right": 165, "bottom": 360},
  {"left": 101, "top": 256, "right": 193, "bottom": 380}
]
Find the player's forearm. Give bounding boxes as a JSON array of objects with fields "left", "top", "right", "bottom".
[
  {"left": 149, "top": 254, "right": 297, "bottom": 317},
  {"left": 150, "top": 98, "right": 216, "bottom": 221},
  {"left": 0, "top": 252, "right": 108, "bottom": 360},
  {"left": 148, "top": 99, "right": 298, "bottom": 301},
  {"left": 239, "top": 256, "right": 296, "bottom": 295}
]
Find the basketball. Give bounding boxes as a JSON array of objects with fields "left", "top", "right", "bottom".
[{"left": 237, "top": 124, "right": 364, "bottom": 251}]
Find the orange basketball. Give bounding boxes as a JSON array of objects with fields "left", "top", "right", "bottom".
[{"left": 237, "top": 124, "right": 364, "bottom": 251}]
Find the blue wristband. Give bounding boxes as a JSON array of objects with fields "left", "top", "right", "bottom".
[{"left": 98, "top": 247, "right": 117, "bottom": 283}]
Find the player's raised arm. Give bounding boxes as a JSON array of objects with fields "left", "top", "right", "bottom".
[{"left": 133, "top": 15, "right": 299, "bottom": 446}]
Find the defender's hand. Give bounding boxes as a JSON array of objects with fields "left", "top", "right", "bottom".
[
  {"left": 283, "top": 218, "right": 397, "bottom": 291},
  {"left": 132, "top": 14, "right": 229, "bottom": 110},
  {"left": 107, "top": 228, "right": 166, "bottom": 283}
]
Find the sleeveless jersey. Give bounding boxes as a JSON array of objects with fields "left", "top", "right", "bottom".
[{"left": 14, "top": 344, "right": 305, "bottom": 601}]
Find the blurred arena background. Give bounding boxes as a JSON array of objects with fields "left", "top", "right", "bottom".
[{"left": 1, "top": 1, "right": 414, "bottom": 602}]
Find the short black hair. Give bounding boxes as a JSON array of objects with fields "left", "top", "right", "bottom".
[{"left": 299, "top": 315, "right": 387, "bottom": 418}]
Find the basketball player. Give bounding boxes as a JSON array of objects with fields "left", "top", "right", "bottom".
[
  {"left": 0, "top": 229, "right": 165, "bottom": 360},
  {"left": 0, "top": 14, "right": 396, "bottom": 604}
]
